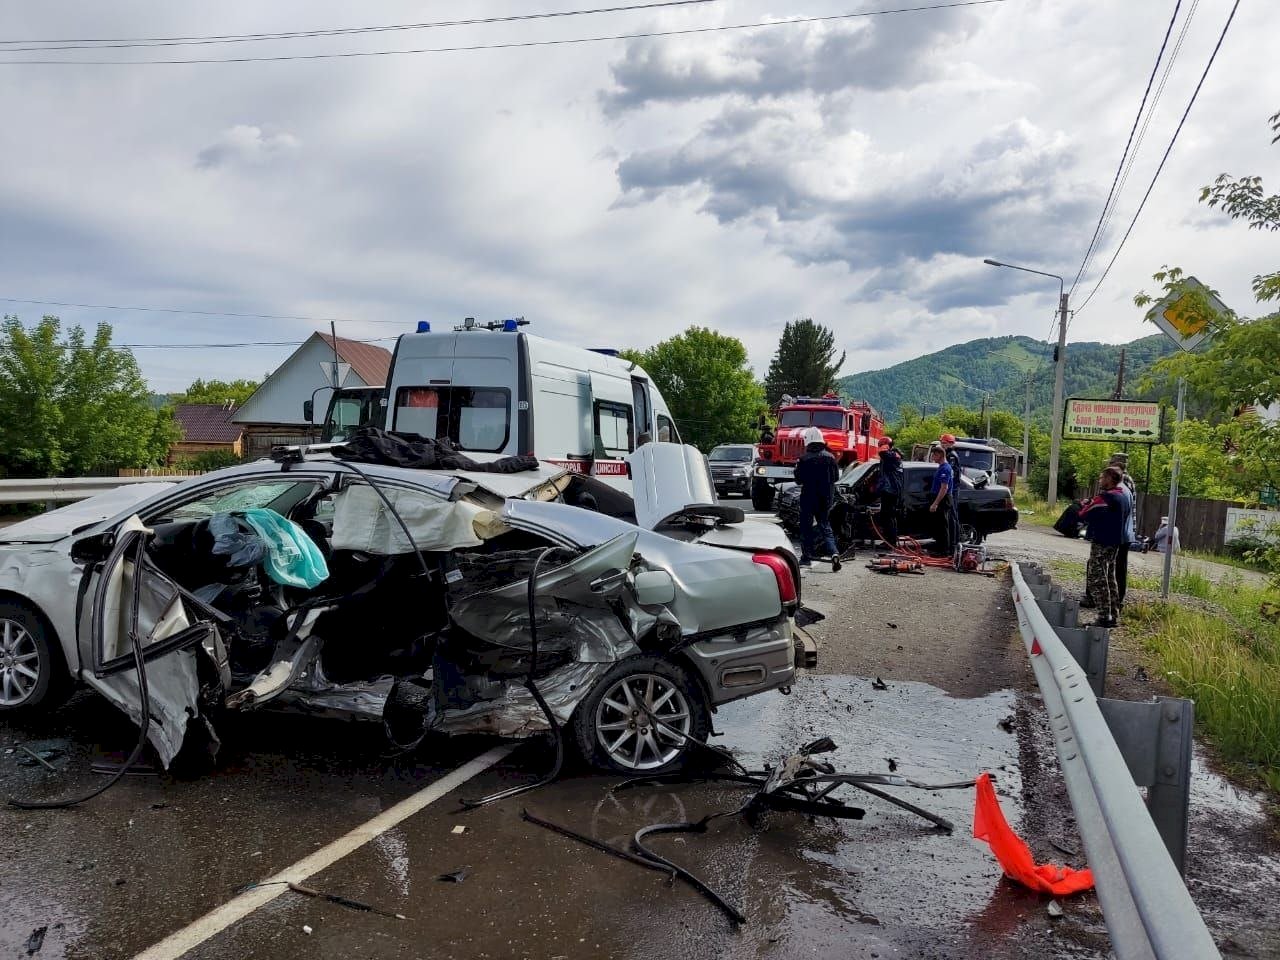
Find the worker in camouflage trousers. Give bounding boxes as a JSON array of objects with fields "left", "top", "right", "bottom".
[{"left": 1078, "top": 466, "right": 1131, "bottom": 628}]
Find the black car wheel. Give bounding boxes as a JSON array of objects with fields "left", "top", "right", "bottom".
[
  {"left": 572, "top": 656, "right": 710, "bottom": 774},
  {"left": 751, "top": 478, "right": 775, "bottom": 511}
]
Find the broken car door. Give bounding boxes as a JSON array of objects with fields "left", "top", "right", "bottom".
[{"left": 80, "top": 517, "right": 224, "bottom": 768}]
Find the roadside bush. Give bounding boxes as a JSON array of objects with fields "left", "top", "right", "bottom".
[
  {"left": 1123, "top": 569, "right": 1280, "bottom": 793},
  {"left": 175, "top": 450, "right": 242, "bottom": 472}
]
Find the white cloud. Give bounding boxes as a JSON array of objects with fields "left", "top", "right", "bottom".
[
  {"left": 196, "top": 124, "right": 301, "bottom": 168},
  {"left": 0, "top": 0, "right": 1272, "bottom": 392}
]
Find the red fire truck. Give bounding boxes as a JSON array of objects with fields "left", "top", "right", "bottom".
[{"left": 751, "top": 394, "right": 885, "bottom": 510}]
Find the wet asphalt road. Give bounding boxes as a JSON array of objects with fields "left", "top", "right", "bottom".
[{"left": 1, "top": 506, "right": 1276, "bottom": 959}]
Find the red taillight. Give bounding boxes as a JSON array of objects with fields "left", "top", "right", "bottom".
[{"left": 753, "top": 552, "right": 797, "bottom": 604}]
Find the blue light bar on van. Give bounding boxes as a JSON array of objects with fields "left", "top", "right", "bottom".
[
  {"left": 589, "top": 348, "right": 620, "bottom": 356},
  {"left": 416, "top": 321, "right": 431, "bottom": 333},
  {"left": 503, "top": 318, "right": 519, "bottom": 332}
]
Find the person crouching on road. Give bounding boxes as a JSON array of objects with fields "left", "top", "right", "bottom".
[
  {"left": 1078, "top": 466, "right": 1131, "bottom": 628},
  {"left": 876, "top": 436, "right": 904, "bottom": 546},
  {"left": 927, "top": 444, "right": 955, "bottom": 557},
  {"left": 795, "top": 426, "right": 843, "bottom": 572}
]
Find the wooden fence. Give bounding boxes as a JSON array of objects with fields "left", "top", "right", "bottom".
[
  {"left": 119, "top": 468, "right": 206, "bottom": 478},
  {"left": 1133, "top": 494, "right": 1256, "bottom": 553}
]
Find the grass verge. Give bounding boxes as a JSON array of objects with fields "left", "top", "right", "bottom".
[
  {"left": 1013, "top": 491, "right": 1057, "bottom": 529},
  {"left": 1122, "top": 567, "right": 1280, "bottom": 794}
]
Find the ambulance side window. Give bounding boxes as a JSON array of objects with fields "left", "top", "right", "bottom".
[
  {"left": 656, "top": 414, "right": 679, "bottom": 444},
  {"left": 594, "top": 401, "right": 633, "bottom": 458}
]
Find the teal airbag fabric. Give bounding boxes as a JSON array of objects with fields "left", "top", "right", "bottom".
[{"left": 240, "top": 508, "right": 329, "bottom": 589}]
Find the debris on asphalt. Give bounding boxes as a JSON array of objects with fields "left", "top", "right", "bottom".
[
  {"left": 302, "top": 925, "right": 313, "bottom": 936},
  {"left": 450, "top": 824, "right": 468, "bottom": 835},
  {"left": 436, "top": 868, "right": 469, "bottom": 884},
  {"left": 529, "top": 738, "right": 975, "bottom": 925},
  {"left": 887, "top": 622, "right": 898, "bottom": 629},
  {"left": 1049, "top": 838, "right": 1079, "bottom": 858},
  {"left": 1047, "top": 900, "right": 1065, "bottom": 919},
  {"left": 886, "top": 758, "right": 898, "bottom": 772},
  {"left": 17, "top": 745, "right": 63, "bottom": 772},
  {"left": 287, "top": 882, "right": 407, "bottom": 920},
  {"left": 972, "top": 774, "right": 1094, "bottom": 896},
  {"left": 25, "top": 925, "right": 47, "bottom": 956},
  {"left": 997, "top": 716, "right": 1015, "bottom": 733},
  {"left": 871, "top": 677, "right": 889, "bottom": 691}
]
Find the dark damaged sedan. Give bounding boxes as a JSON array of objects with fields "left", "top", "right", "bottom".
[
  {"left": 777, "top": 459, "right": 1018, "bottom": 548},
  {"left": 0, "top": 443, "right": 805, "bottom": 776}
]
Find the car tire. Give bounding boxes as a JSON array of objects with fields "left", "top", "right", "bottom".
[
  {"left": 572, "top": 656, "right": 710, "bottom": 775},
  {"left": 0, "top": 601, "right": 71, "bottom": 715},
  {"left": 751, "top": 479, "right": 775, "bottom": 512}
]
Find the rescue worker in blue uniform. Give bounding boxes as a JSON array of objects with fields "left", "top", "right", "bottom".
[
  {"left": 928, "top": 444, "right": 956, "bottom": 557},
  {"left": 794, "top": 427, "right": 843, "bottom": 572}
]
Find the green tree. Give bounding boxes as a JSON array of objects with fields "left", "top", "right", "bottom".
[
  {"left": 1133, "top": 110, "right": 1280, "bottom": 507},
  {"left": 173, "top": 377, "right": 259, "bottom": 406},
  {"left": 763, "top": 319, "right": 846, "bottom": 405},
  {"left": 622, "top": 327, "right": 764, "bottom": 452},
  {"left": 0, "top": 316, "right": 175, "bottom": 477}
]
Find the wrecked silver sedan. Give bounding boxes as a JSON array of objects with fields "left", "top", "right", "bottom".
[{"left": 0, "top": 444, "right": 806, "bottom": 774}]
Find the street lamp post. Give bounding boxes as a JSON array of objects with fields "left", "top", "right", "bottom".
[{"left": 983, "top": 259, "right": 1069, "bottom": 510}]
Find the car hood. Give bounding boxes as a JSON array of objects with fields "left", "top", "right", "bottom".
[
  {"left": 0, "top": 482, "right": 176, "bottom": 544},
  {"left": 627, "top": 443, "right": 738, "bottom": 530}
]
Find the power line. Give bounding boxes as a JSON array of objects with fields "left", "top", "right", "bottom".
[
  {"left": 0, "top": 1, "right": 1011, "bottom": 66},
  {"left": 1068, "top": 0, "right": 1183, "bottom": 296},
  {"left": 1073, "top": 0, "right": 1240, "bottom": 316},
  {"left": 1070, "top": 0, "right": 1200, "bottom": 319},
  {"left": 1, "top": 295, "right": 354, "bottom": 323},
  {"left": 119, "top": 337, "right": 399, "bottom": 349},
  {"left": 0, "top": 1, "right": 720, "bottom": 50}
]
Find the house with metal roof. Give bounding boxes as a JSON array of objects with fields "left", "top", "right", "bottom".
[
  {"left": 232, "top": 333, "right": 392, "bottom": 459},
  {"left": 169, "top": 402, "right": 245, "bottom": 465}
]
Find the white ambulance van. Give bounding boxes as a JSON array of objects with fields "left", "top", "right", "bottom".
[{"left": 330, "top": 320, "right": 682, "bottom": 480}]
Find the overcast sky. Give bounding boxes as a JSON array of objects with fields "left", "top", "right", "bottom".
[{"left": 0, "top": 0, "right": 1273, "bottom": 391}]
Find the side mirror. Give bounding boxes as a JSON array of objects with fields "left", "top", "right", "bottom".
[
  {"left": 70, "top": 530, "right": 115, "bottom": 565},
  {"left": 631, "top": 570, "right": 676, "bottom": 606},
  {"left": 303, "top": 400, "right": 314, "bottom": 423},
  {"left": 974, "top": 474, "right": 989, "bottom": 489}
]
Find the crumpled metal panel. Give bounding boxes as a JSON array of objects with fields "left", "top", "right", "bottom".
[{"left": 433, "top": 661, "right": 612, "bottom": 737}]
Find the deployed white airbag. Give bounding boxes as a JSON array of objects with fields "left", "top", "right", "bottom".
[{"left": 330, "top": 484, "right": 485, "bottom": 553}]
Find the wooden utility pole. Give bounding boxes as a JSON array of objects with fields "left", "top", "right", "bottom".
[
  {"left": 1021, "top": 376, "right": 1032, "bottom": 480},
  {"left": 1112, "top": 347, "right": 1127, "bottom": 399}
]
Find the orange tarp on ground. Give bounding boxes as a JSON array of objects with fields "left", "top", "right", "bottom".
[{"left": 972, "top": 772, "right": 1095, "bottom": 896}]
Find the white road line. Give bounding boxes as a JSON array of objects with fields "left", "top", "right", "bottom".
[{"left": 133, "top": 744, "right": 514, "bottom": 960}]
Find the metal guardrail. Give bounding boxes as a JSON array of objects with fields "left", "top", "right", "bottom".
[
  {"left": 0, "top": 475, "right": 188, "bottom": 506},
  {"left": 1011, "top": 561, "right": 1219, "bottom": 960}
]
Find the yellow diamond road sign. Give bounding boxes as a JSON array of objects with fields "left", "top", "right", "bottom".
[{"left": 1145, "top": 276, "right": 1226, "bottom": 352}]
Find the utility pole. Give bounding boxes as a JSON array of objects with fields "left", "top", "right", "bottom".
[
  {"left": 1113, "top": 347, "right": 1127, "bottom": 400},
  {"left": 983, "top": 392, "right": 992, "bottom": 440},
  {"left": 982, "top": 259, "right": 1067, "bottom": 508},
  {"left": 1047, "top": 291, "right": 1069, "bottom": 510},
  {"left": 1021, "top": 376, "right": 1032, "bottom": 480},
  {"left": 1161, "top": 378, "right": 1187, "bottom": 598}
]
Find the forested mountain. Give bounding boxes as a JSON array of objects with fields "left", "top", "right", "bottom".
[{"left": 837, "top": 334, "right": 1178, "bottom": 425}]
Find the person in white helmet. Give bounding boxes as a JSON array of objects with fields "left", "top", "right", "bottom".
[{"left": 793, "top": 426, "right": 842, "bottom": 571}]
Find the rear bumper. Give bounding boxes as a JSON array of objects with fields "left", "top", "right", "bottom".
[{"left": 681, "top": 614, "right": 799, "bottom": 706}]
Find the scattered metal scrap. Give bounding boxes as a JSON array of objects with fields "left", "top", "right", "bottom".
[{"left": 525, "top": 737, "right": 976, "bottom": 925}]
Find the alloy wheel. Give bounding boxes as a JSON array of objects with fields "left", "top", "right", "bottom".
[
  {"left": 0, "top": 618, "right": 42, "bottom": 707},
  {"left": 594, "top": 673, "right": 692, "bottom": 771}
]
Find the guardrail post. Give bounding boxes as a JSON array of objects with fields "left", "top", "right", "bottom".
[
  {"left": 1035, "top": 593, "right": 1080, "bottom": 630},
  {"left": 1055, "top": 625, "right": 1109, "bottom": 696},
  {"left": 1096, "top": 696, "right": 1195, "bottom": 875}
]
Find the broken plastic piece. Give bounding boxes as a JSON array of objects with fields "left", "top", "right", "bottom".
[
  {"left": 972, "top": 773, "right": 1094, "bottom": 896},
  {"left": 436, "top": 868, "right": 469, "bottom": 884},
  {"left": 451, "top": 824, "right": 468, "bottom": 835}
]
